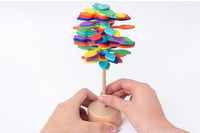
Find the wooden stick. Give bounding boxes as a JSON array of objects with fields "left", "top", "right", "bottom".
[
  {"left": 102, "top": 69, "right": 106, "bottom": 108},
  {"left": 102, "top": 69, "right": 106, "bottom": 95}
]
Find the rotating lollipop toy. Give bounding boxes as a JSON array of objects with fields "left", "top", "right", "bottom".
[{"left": 73, "top": 3, "right": 135, "bottom": 127}]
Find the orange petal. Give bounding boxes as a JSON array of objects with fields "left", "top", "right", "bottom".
[
  {"left": 111, "top": 24, "right": 135, "bottom": 30},
  {"left": 73, "top": 26, "right": 80, "bottom": 30},
  {"left": 81, "top": 56, "right": 86, "bottom": 59},
  {"left": 114, "top": 53, "right": 127, "bottom": 57}
]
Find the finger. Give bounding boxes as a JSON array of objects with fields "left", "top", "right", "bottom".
[
  {"left": 79, "top": 107, "right": 88, "bottom": 121},
  {"left": 120, "top": 94, "right": 130, "bottom": 99},
  {"left": 98, "top": 94, "right": 129, "bottom": 113},
  {"left": 82, "top": 121, "right": 118, "bottom": 133},
  {"left": 68, "top": 88, "right": 98, "bottom": 108},
  {"left": 103, "top": 89, "right": 131, "bottom": 99},
  {"left": 106, "top": 78, "right": 141, "bottom": 94},
  {"left": 112, "top": 89, "right": 131, "bottom": 98}
]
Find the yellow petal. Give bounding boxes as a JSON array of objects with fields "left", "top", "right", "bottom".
[
  {"left": 114, "top": 30, "right": 120, "bottom": 37},
  {"left": 99, "top": 58, "right": 107, "bottom": 61},
  {"left": 115, "top": 12, "right": 125, "bottom": 18},
  {"left": 98, "top": 26, "right": 105, "bottom": 29},
  {"left": 101, "top": 47, "right": 109, "bottom": 50},
  {"left": 84, "top": 8, "right": 97, "bottom": 14},
  {"left": 85, "top": 50, "right": 97, "bottom": 57},
  {"left": 97, "top": 12, "right": 106, "bottom": 16}
]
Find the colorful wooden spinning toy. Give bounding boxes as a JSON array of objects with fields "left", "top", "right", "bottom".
[{"left": 73, "top": 3, "right": 135, "bottom": 127}]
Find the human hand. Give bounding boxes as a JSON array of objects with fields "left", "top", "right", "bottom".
[
  {"left": 41, "top": 88, "right": 118, "bottom": 133},
  {"left": 98, "top": 79, "right": 189, "bottom": 133}
]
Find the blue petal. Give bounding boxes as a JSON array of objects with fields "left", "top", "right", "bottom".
[
  {"left": 99, "top": 61, "right": 108, "bottom": 69},
  {"left": 108, "top": 57, "right": 118, "bottom": 64}
]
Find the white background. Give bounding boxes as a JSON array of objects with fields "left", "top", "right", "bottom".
[{"left": 1, "top": 1, "right": 200, "bottom": 133}]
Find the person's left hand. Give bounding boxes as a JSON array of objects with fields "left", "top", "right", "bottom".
[{"left": 40, "top": 88, "right": 118, "bottom": 133}]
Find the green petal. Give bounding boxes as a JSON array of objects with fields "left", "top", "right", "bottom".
[
  {"left": 121, "top": 37, "right": 134, "bottom": 45},
  {"left": 110, "top": 49, "right": 131, "bottom": 55},
  {"left": 79, "top": 23, "right": 99, "bottom": 30},
  {"left": 78, "top": 46, "right": 97, "bottom": 50},
  {"left": 93, "top": 3, "right": 116, "bottom": 18},
  {"left": 105, "top": 63, "right": 110, "bottom": 70}
]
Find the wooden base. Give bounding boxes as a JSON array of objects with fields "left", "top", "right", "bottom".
[{"left": 88, "top": 100, "right": 122, "bottom": 127}]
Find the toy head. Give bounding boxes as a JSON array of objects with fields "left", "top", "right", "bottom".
[{"left": 73, "top": 3, "right": 135, "bottom": 70}]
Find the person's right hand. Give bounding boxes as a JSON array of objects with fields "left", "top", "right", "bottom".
[{"left": 98, "top": 78, "right": 188, "bottom": 133}]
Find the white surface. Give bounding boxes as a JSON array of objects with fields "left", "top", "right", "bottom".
[{"left": 1, "top": 1, "right": 200, "bottom": 133}]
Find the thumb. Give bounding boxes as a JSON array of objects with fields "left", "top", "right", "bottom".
[
  {"left": 98, "top": 95, "right": 128, "bottom": 113},
  {"left": 83, "top": 121, "right": 118, "bottom": 133}
]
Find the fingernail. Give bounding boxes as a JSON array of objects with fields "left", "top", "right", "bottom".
[
  {"left": 98, "top": 95, "right": 106, "bottom": 103},
  {"left": 110, "top": 125, "right": 118, "bottom": 133}
]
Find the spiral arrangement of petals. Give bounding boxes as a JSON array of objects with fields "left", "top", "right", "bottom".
[{"left": 73, "top": 3, "right": 135, "bottom": 70}]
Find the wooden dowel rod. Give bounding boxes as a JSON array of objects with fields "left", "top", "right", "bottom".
[
  {"left": 102, "top": 69, "right": 106, "bottom": 95},
  {"left": 102, "top": 69, "right": 107, "bottom": 108}
]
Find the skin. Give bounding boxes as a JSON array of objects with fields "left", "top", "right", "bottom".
[
  {"left": 40, "top": 88, "right": 118, "bottom": 133},
  {"left": 98, "top": 78, "right": 189, "bottom": 133},
  {"left": 41, "top": 78, "right": 189, "bottom": 133}
]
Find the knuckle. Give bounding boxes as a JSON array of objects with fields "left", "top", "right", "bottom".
[
  {"left": 81, "top": 88, "right": 88, "bottom": 92},
  {"left": 79, "top": 88, "right": 90, "bottom": 95},
  {"left": 152, "top": 89, "right": 157, "bottom": 94},
  {"left": 141, "top": 83, "right": 156, "bottom": 93},
  {"left": 56, "top": 103, "right": 63, "bottom": 107},
  {"left": 142, "top": 83, "right": 151, "bottom": 88},
  {"left": 119, "top": 78, "right": 128, "bottom": 82}
]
